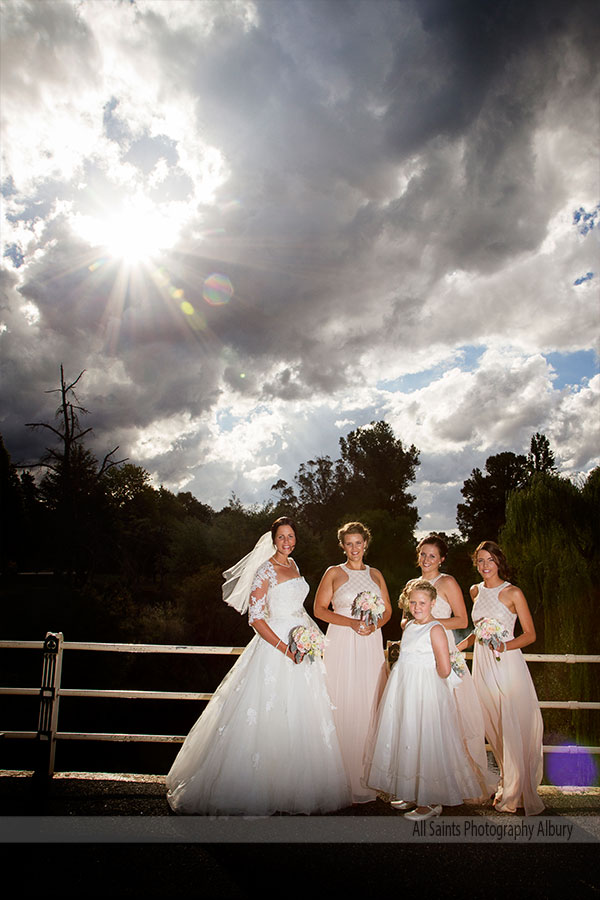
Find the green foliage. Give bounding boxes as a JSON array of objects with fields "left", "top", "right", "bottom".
[
  {"left": 269, "top": 422, "right": 421, "bottom": 629},
  {"left": 167, "top": 518, "right": 212, "bottom": 578},
  {"left": 339, "top": 421, "right": 420, "bottom": 522},
  {"left": 457, "top": 451, "right": 529, "bottom": 543},
  {"left": 501, "top": 469, "right": 600, "bottom": 746},
  {"left": 528, "top": 432, "right": 557, "bottom": 475},
  {"left": 0, "top": 434, "right": 36, "bottom": 572},
  {"left": 174, "top": 566, "right": 253, "bottom": 646},
  {"left": 457, "top": 433, "right": 560, "bottom": 544},
  {"left": 272, "top": 420, "right": 420, "bottom": 543},
  {"left": 5, "top": 411, "right": 424, "bottom": 645},
  {"left": 103, "top": 463, "right": 153, "bottom": 506},
  {"left": 5, "top": 378, "right": 598, "bottom": 762}
]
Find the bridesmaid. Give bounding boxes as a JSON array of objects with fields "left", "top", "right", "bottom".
[
  {"left": 406, "top": 534, "right": 496, "bottom": 801},
  {"left": 457, "top": 540, "right": 545, "bottom": 815},
  {"left": 314, "top": 521, "right": 392, "bottom": 803}
]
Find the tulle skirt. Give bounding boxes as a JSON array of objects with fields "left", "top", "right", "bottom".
[
  {"left": 166, "top": 631, "right": 352, "bottom": 815},
  {"left": 365, "top": 656, "right": 484, "bottom": 807}
]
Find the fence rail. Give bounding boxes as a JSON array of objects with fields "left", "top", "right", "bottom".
[{"left": 1, "top": 633, "right": 599, "bottom": 777}]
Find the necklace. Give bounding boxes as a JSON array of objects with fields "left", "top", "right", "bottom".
[{"left": 273, "top": 556, "right": 292, "bottom": 568}]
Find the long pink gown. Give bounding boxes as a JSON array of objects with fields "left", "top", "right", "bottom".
[
  {"left": 431, "top": 575, "right": 497, "bottom": 801},
  {"left": 472, "top": 581, "right": 545, "bottom": 815},
  {"left": 323, "top": 563, "right": 388, "bottom": 803}
]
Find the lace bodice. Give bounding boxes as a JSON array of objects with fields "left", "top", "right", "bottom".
[
  {"left": 331, "top": 563, "right": 382, "bottom": 614},
  {"left": 472, "top": 581, "right": 516, "bottom": 639},
  {"left": 248, "top": 560, "right": 309, "bottom": 625},
  {"left": 429, "top": 575, "right": 457, "bottom": 648},
  {"left": 430, "top": 574, "right": 451, "bottom": 618}
]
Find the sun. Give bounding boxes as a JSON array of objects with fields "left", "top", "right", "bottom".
[
  {"left": 104, "top": 204, "right": 177, "bottom": 263},
  {"left": 73, "top": 197, "right": 179, "bottom": 264}
]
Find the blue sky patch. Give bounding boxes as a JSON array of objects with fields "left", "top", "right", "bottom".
[
  {"left": 377, "top": 345, "right": 485, "bottom": 393},
  {"left": 573, "top": 205, "right": 599, "bottom": 236},
  {"left": 545, "top": 349, "right": 600, "bottom": 390}
]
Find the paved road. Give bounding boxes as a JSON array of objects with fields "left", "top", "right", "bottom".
[{"left": 1, "top": 774, "right": 598, "bottom": 898}]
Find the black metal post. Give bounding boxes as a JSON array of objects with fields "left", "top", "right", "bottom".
[{"left": 34, "top": 632, "right": 64, "bottom": 778}]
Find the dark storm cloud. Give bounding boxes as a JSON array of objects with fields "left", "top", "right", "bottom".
[
  {"left": 0, "top": 0, "right": 598, "bottom": 523},
  {"left": 147, "top": 0, "right": 599, "bottom": 387}
]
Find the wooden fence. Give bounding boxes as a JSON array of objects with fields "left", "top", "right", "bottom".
[{"left": 1, "top": 632, "right": 599, "bottom": 777}]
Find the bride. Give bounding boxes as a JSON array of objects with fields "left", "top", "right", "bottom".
[{"left": 166, "top": 516, "right": 351, "bottom": 815}]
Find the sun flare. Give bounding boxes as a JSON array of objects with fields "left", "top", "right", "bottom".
[{"left": 73, "top": 197, "right": 180, "bottom": 264}]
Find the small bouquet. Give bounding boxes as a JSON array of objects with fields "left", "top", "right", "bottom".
[
  {"left": 450, "top": 649, "right": 467, "bottom": 679},
  {"left": 474, "top": 617, "right": 508, "bottom": 661},
  {"left": 288, "top": 624, "right": 326, "bottom": 664},
  {"left": 351, "top": 591, "right": 385, "bottom": 627}
]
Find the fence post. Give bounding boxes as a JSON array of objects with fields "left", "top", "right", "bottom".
[{"left": 35, "top": 632, "right": 64, "bottom": 778}]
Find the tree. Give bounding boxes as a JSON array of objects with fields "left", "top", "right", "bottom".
[
  {"left": 338, "top": 421, "right": 420, "bottom": 522},
  {"left": 0, "top": 434, "right": 27, "bottom": 572},
  {"left": 457, "top": 451, "right": 530, "bottom": 543},
  {"left": 457, "top": 433, "right": 559, "bottom": 543},
  {"left": 273, "top": 421, "right": 420, "bottom": 541},
  {"left": 26, "top": 366, "right": 124, "bottom": 482},
  {"left": 175, "top": 492, "right": 214, "bottom": 523},
  {"left": 25, "top": 366, "right": 126, "bottom": 578},
  {"left": 104, "top": 463, "right": 153, "bottom": 507},
  {"left": 501, "top": 469, "right": 599, "bottom": 751},
  {"left": 295, "top": 456, "right": 348, "bottom": 533},
  {"left": 528, "top": 432, "right": 557, "bottom": 475},
  {"left": 270, "top": 421, "right": 421, "bottom": 597}
]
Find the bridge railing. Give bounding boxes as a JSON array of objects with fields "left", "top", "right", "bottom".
[{"left": 1, "top": 632, "right": 598, "bottom": 777}]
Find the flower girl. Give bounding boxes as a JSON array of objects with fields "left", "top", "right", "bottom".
[{"left": 364, "top": 580, "right": 484, "bottom": 820}]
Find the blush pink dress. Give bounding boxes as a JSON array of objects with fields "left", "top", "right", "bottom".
[
  {"left": 323, "top": 563, "right": 388, "bottom": 803},
  {"left": 472, "top": 581, "right": 545, "bottom": 815},
  {"left": 431, "top": 574, "right": 497, "bottom": 801}
]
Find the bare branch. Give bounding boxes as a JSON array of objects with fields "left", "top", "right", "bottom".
[
  {"left": 25, "top": 422, "right": 64, "bottom": 440},
  {"left": 98, "top": 447, "right": 129, "bottom": 477}
]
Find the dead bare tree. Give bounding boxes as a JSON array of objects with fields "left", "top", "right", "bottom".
[
  {"left": 25, "top": 365, "right": 127, "bottom": 579},
  {"left": 26, "top": 365, "right": 126, "bottom": 480}
]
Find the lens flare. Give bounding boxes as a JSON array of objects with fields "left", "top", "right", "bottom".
[
  {"left": 203, "top": 273, "right": 233, "bottom": 306},
  {"left": 545, "top": 744, "right": 598, "bottom": 787},
  {"left": 88, "top": 257, "right": 109, "bottom": 272}
]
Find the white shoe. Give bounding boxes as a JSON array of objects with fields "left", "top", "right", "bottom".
[
  {"left": 404, "top": 804, "right": 442, "bottom": 821},
  {"left": 390, "top": 799, "right": 416, "bottom": 811}
]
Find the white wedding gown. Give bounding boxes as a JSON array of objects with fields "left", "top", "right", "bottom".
[{"left": 166, "top": 561, "right": 352, "bottom": 815}]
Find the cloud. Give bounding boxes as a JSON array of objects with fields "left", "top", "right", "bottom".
[{"left": 0, "top": 0, "right": 598, "bottom": 533}]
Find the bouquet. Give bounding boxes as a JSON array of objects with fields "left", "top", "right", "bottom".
[
  {"left": 450, "top": 649, "right": 467, "bottom": 678},
  {"left": 288, "top": 624, "right": 326, "bottom": 664},
  {"left": 351, "top": 591, "right": 386, "bottom": 627},
  {"left": 474, "top": 617, "right": 508, "bottom": 661}
]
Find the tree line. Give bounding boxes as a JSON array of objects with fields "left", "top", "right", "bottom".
[
  {"left": 2, "top": 367, "right": 598, "bottom": 753},
  {"left": 1, "top": 367, "right": 598, "bottom": 658}
]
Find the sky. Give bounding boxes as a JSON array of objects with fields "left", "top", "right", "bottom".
[{"left": 1, "top": 0, "right": 599, "bottom": 536}]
